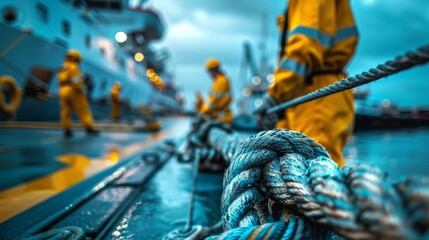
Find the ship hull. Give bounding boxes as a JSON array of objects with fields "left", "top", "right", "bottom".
[{"left": 0, "top": 24, "right": 138, "bottom": 122}]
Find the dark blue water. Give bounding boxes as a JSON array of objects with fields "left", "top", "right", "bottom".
[
  {"left": 110, "top": 129, "right": 429, "bottom": 239},
  {"left": 344, "top": 129, "right": 429, "bottom": 179}
]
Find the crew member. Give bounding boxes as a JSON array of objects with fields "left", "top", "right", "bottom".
[
  {"left": 201, "top": 59, "right": 233, "bottom": 124},
  {"left": 195, "top": 91, "right": 204, "bottom": 114},
  {"left": 255, "top": 0, "right": 358, "bottom": 167},
  {"left": 57, "top": 49, "right": 99, "bottom": 137},
  {"left": 110, "top": 81, "right": 121, "bottom": 121}
]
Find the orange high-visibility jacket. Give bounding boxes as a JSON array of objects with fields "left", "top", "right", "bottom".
[{"left": 269, "top": 0, "right": 358, "bottom": 166}]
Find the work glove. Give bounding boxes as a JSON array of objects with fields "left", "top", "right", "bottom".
[{"left": 253, "top": 95, "right": 280, "bottom": 130}]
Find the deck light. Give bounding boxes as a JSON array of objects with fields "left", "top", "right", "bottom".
[
  {"left": 134, "top": 52, "right": 144, "bottom": 62},
  {"left": 252, "top": 76, "right": 261, "bottom": 85},
  {"left": 115, "top": 31, "right": 127, "bottom": 43}
]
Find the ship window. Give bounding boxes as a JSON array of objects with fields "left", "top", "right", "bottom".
[
  {"left": 100, "top": 79, "right": 107, "bottom": 91},
  {"left": 37, "top": 3, "right": 48, "bottom": 23},
  {"left": 62, "top": 20, "right": 71, "bottom": 36},
  {"left": 72, "top": 0, "right": 84, "bottom": 8},
  {"left": 115, "top": 56, "right": 124, "bottom": 68},
  {"left": 99, "top": 47, "right": 106, "bottom": 56},
  {"left": 24, "top": 66, "right": 54, "bottom": 99},
  {"left": 54, "top": 38, "right": 68, "bottom": 48},
  {"left": 2, "top": 6, "right": 17, "bottom": 24},
  {"left": 85, "top": 34, "right": 91, "bottom": 48}
]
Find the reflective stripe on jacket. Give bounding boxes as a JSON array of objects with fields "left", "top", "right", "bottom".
[{"left": 269, "top": 0, "right": 358, "bottom": 103}]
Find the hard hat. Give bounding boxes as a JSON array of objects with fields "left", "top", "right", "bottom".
[
  {"left": 66, "top": 49, "right": 82, "bottom": 62},
  {"left": 114, "top": 81, "right": 122, "bottom": 88},
  {"left": 276, "top": 15, "right": 285, "bottom": 32},
  {"left": 206, "top": 58, "right": 220, "bottom": 71}
]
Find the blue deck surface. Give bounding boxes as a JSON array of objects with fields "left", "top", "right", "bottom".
[
  {"left": 0, "top": 116, "right": 190, "bottom": 226},
  {"left": 1, "top": 117, "right": 428, "bottom": 239},
  {"left": 0, "top": 120, "right": 184, "bottom": 190}
]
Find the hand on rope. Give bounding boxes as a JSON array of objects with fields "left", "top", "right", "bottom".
[
  {"left": 176, "top": 116, "right": 235, "bottom": 172},
  {"left": 253, "top": 95, "right": 280, "bottom": 130}
]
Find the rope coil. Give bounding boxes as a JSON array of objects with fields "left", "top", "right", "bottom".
[{"left": 191, "top": 121, "right": 429, "bottom": 239}]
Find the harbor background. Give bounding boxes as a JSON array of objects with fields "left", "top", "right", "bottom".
[{"left": 152, "top": 0, "right": 429, "bottom": 110}]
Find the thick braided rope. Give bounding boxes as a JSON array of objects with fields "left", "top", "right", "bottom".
[
  {"left": 189, "top": 117, "right": 244, "bottom": 164},
  {"left": 267, "top": 45, "right": 429, "bottom": 114},
  {"left": 218, "top": 129, "right": 429, "bottom": 239},
  {"left": 207, "top": 218, "right": 334, "bottom": 240},
  {"left": 207, "top": 127, "right": 244, "bottom": 163}
]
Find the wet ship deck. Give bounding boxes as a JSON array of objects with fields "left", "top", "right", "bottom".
[
  {"left": 0, "top": 116, "right": 191, "bottom": 239},
  {"left": 1, "top": 115, "right": 428, "bottom": 239}
]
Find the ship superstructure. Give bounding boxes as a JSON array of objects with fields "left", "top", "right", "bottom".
[{"left": 0, "top": 0, "right": 182, "bottom": 121}]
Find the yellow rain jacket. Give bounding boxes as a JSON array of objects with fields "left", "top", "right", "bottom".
[
  {"left": 110, "top": 84, "right": 121, "bottom": 120},
  {"left": 269, "top": 0, "right": 358, "bottom": 166},
  {"left": 202, "top": 73, "right": 233, "bottom": 124},
  {"left": 57, "top": 60, "right": 94, "bottom": 129},
  {"left": 195, "top": 92, "right": 204, "bottom": 113}
]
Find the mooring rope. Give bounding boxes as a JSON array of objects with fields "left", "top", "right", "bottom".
[
  {"left": 188, "top": 116, "right": 244, "bottom": 164},
  {"left": 189, "top": 120, "right": 429, "bottom": 240},
  {"left": 267, "top": 44, "right": 429, "bottom": 114},
  {"left": 181, "top": 45, "right": 429, "bottom": 239},
  {"left": 207, "top": 218, "right": 334, "bottom": 240}
]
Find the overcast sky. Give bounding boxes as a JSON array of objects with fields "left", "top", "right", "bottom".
[{"left": 152, "top": 0, "right": 429, "bottom": 109}]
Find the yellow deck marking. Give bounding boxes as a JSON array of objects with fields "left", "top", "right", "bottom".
[
  {"left": 0, "top": 154, "right": 93, "bottom": 223},
  {"left": 0, "top": 120, "right": 188, "bottom": 223}
]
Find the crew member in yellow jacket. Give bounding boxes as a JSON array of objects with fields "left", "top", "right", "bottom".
[
  {"left": 195, "top": 91, "right": 204, "bottom": 114},
  {"left": 110, "top": 81, "right": 121, "bottom": 121},
  {"left": 255, "top": 0, "right": 358, "bottom": 167},
  {"left": 57, "top": 49, "right": 99, "bottom": 138},
  {"left": 201, "top": 59, "right": 233, "bottom": 124}
]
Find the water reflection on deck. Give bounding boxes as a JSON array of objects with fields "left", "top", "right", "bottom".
[{"left": 0, "top": 116, "right": 190, "bottom": 223}]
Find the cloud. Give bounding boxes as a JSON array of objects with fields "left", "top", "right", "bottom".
[{"left": 169, "top": 20, "right": 204, "bottom": 39}]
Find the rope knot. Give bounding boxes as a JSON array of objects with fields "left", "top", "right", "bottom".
[
  {"left": 222, "top": 129, "right": 331, "bottom": 230},
  {"left": 219, "top": 129, "right": 429, "bottom": 239}
]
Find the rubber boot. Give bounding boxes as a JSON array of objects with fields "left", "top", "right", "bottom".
[
  {"left": 64, "top": 129, "right": 73, "bottom": 138},
  {"left": 86, "top": 128, "right": 100, "bottom": 136}
]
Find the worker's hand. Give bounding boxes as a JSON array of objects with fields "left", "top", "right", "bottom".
[
  {"left": 71, "top": 76, "right": 83, "bottom": 84},
  {"left": 200, "top": 104, "right": 211, "bottom": 114},
  {"left": 254, "top": 95, "right": 279, "bottom": 130}
]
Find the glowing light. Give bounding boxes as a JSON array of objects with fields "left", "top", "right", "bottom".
[
  {"left": 252, "top": 76, "right": 261, "bottom": 85},
  {"left": 242, "top": 88, "right": 251, "bottom": 97},
  {"left": 266, "top": 74, "right": 274, "bottom": 83},
  {"left": 382, "top": 99, "right": 390, "bottom": 108},
  {"left": 115, "top": 31, "right": 127, "bottom": 43},
  {"left": 255, "top": 98, "right": 263, "bottom": 107},
  {"left": 175, "top": 92, "right": 184, "bottom": 100},
  {"left": 146, "top": 68, "right": 165, "bottom": 88},
  {"left": 108, "top": 148, "right": 120, "bottom": 163},
  {"left": 134, "top": 52, "right": 144, "bottom": 62}
]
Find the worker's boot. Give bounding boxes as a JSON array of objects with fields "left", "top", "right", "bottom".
[
  {"left": 64, "top": 129, "right": 73, "bottom": 138},
  {"left": 86, "top": 128, "right": 100, "bottom": 136}
]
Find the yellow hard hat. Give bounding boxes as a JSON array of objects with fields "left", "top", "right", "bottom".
[
  {"left": 113, "top": 81, "right": 121, "bottom": 88},
  {"left": 66, "top": 49, "right": 82, "bottom": 62},
  {"left": 277, "top": 15, "right": 285, "bottom": 32},
  {"left": 206, "top": 58, "right": 220, "bottom": 71}
]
